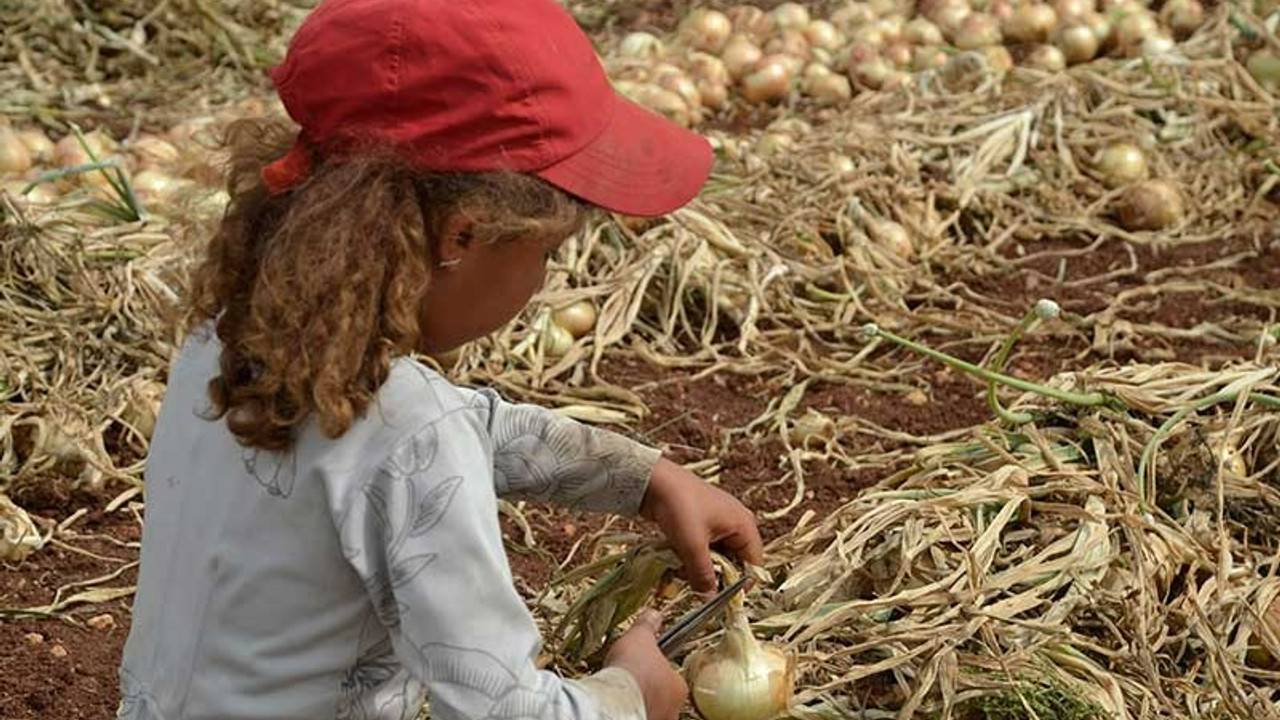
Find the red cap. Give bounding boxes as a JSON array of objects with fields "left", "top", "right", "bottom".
[{"left": 264, "top": 0, "right": 713, "bottom": 217}]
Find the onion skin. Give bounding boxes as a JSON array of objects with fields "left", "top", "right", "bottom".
[
  {"left": 722, "top": 35, "right": 765, "bottom": 80},
  {"left": 803, "top": 72, "right": 854, "bottom": 103},
  {"left": 1018, "top": 43, "right": 1067, "bottom": 71},
  {"left": 1055, "top": 24, "right": 1101, "bottom": 63},
  {"left": 728, "top": 5, "right": 776, "bottom": 43},
  {"left": 804, "top": 20, "right": 845, "bottom": 50},
  {"left": 1002, "top": 2, "right": 1059, "bottom": 43},
  {"left": 1159, "top": 0, "right": 1203, "bottom": 37},
  {"left": 771, "top": 2, "right": 811, "bottom": 31},
  {"left": 1054, "top": 0, "right": 1095, "bottom": 20},
  {"left": 17, "top": 128, "right": 54, "bottom": 164},
  {"left": 904, "top": 16, "right": 946, "bottom": 45},
  {"left": 1097, "top": 142, "right": 1149, "bottom": 187},
  {"left": 883, "top": 40, "right": 914, "bottom": 67},
  {"left": 1117, "top": 179, "right": 1184, "bottom": 231},
  {"left": 0, "top": 125, "right": 33, "bottom": 176},
  {"left": 681, "top": 9, "right": 734, "bottom": 53},
  {"left": 742, "top": 60, "right": 793, "bottom": 104},
  {"left": 831, "top": 0, "right": 878, "bottom": 31},
  {"left": 685, "top": 596, "right": 795, "bottom": 720},
  {"left": 619, "top": 32, "right": 665, "bottom": 60},
  {"left": 552, "top": 301, "right": 598, "bottom": 339},
  {"left": 543, "top": 322, "right": 575, "bottom": 357},
  {"left": 954, "top": 12, "right": 1002, "bottom": 49}
]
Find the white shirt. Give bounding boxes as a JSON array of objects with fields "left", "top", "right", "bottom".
[{"left": 118, "top": 328, "right": 657, "bottom": 720}]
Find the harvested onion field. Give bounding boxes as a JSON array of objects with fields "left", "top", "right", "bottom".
[{"left": 2, "top": 0, "right": 1280, "bottom": 718}]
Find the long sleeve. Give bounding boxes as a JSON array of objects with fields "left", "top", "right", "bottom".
[
  {"left": 460, "top": 387, "right": 661, "bottom": 516},
  {"left": 331, "top": 408, "right": 648, "bottom": 720}
]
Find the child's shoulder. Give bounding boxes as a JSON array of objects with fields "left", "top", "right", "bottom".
[{"left": 375, "top": 356, "right": 482, "bottom": 430}]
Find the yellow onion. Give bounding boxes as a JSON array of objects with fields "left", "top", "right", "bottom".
[
  {"left": 849, "top": 23, "right": 889, "bottom": 47},
  {"left": 654, "top": 65, "right": 704, "bottom": 112},
  {"left": 619, "top": 31, "right": 666, "bottom": 60},
  {"left": 131, "top": 169, "right": 191, "bottom": 206},
  {"left": 912, "top": 45, "right": 950, "bottom": 70},
  {"left": 1096, "top": 142, "right": 1148, "bottom": 187},
  {"left": 130, "top": 135, "right": 181, "bottom": 170},
  {"left": 1018, "top": 43, "right": 1067, "bottom": 70},
  {"left": 1110, "top": 11, "right": 1158, "bottom": 55},
  {"left": 835, "top": 41, "right": 881, "bottom": 71},
  {"left": 698, "top": 80, "right": 731, "bottom": 110},
  {"left": 804, "top": 20, "right": 845, "bottom": 50},
  {"left": 1138, "top": 33, "right": 1175, "bottom": 57},
  {"left": 728, "top": 5, "right": 776, "bottom": 43},
  {"left": 869, "top": 0, "right": 900, "bottom": 15},
  {"left": 930, "top": 0, "right": 974, "bottom": 37},
  {"left": 625, "top": 84, "right": 694, "bottom": 126},
  {"left": 722, "top": 34, "right": 765, "bottom": 80},
  {"left": 853, "top": 56, "right": 906, "bottom": 89},
  {"left": 684, "top": 590, "right": 794, "bottom": 720},
  {"left": 2, "top": 180, "right": 58, "bottom": 204},
  {"left": 874, "top": 16, "right": 906, "bottom": 42},
  {"left": 1159, "top": 0, "right": 1202, "bottom": 36},
  {"left": 1247, "top": 50, "right": 1280, "bottom": 91},
  {"left": 989, "top": 0, "right": 1016, "bottom": 20},
  {"left": 1003, "top": 2, "right": 1059, "bottom": 42},
  {"left": 17, "top": 128, "right": 54, "bottom": 164},
  {"left": 803, "top": 71, "right": 854, "bottom": 103},
  {"left": 681, "top": 9, "right": 734, "bottom": 53},
  {"left": 1117, "top": 179, "right": 1183, "bottom": 231},
  {"left": 883, "top": 40, "right": 914, "bottom": 67},
  {"left": 981, "top": 44, "right": 1016, "bottom": 71},
  {"left": 1208, "top": 434, "right": 1249, "bottom": 477},
  {"left": 691, "top": 52, "right": 732, "bottom": 86},
  {"left": 770, "top": 2, "right": 811, "bottom": 31},
  {"left": 831, "top": 1, "right": 878, "bottom": 31},
  {"left": 830, "top": 153, "right": 857, "bottom": 177},
  {"left": 552, "top": 300, "right": 598, "bottom": 339},
  {"left": 764, "top": 29, "right": 811, "bottom": 59},
  {"left": 53, "top": 130, "right": 115, "bottom": 169},
  {"left": 904, "top": 16, "right": 946, "bottom": 44},
  {"left": 0, "top": 124, "right": 32, "bottom": 176},
  {"left": 542, "top": 322, "right": 575, "bottom": 358},
  {"left": 1056, "top": 23, "right": 1101, "bottom": 63},
  {"left": 167, "top": 116, "right": 217, "bottom": 144},
  {"left": 1054, "top": 0, "right": 1095, "bottom": 19},
  {"left": 1083, "top": 11, "right": 1112, "bottom": 41},
  {"left": 954, "top": 12, "right": 1002, "bottom": 48},
  {"left": 742, "top": 59, "right": 794, "bottom": 104},
  {"left": 755, "top": 132, "right": 796, "bottom": 158}
]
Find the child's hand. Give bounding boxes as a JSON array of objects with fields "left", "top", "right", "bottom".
[
  {"left": 606, "top": 610, "right": 688, "bottom": 720},
  {"left": 640, "top": 457, "right": 765, "bottom": 594}
]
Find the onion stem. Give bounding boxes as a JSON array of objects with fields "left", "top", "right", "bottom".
[{"left": 863, "top": 323, "right": 1113, "bottom": 409}]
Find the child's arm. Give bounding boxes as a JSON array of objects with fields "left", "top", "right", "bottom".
[
  {"left": 466, "top": 387, "right": 764, "bottom": 593},
  {"left": 331, "top": 411, "right": 684, "bottom": 720}
]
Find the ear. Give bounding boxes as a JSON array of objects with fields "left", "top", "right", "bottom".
[{"left": 435, "top": 212, "right": 475, "bottom": 268}]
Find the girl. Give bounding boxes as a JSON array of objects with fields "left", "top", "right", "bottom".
[{"left": 117, "top": 1, "right": 764, "bottom": 720}]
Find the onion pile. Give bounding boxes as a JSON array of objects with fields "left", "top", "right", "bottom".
[{"left": 606, "top": 0, "right": 1206, "bottom": 126}]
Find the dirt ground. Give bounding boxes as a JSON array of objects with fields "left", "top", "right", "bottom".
[{"left": 2, "top": 220, "right": 1273, "bottom": 718}]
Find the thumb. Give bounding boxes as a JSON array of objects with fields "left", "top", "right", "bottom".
[{"left": 629, "top": 609, "right": 664, "bottom": 636}]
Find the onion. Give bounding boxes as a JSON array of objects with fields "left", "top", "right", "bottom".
[
  {"left": 912, "top": 45, "right": 950, "bottom": 70},
  {"left": 874, "top": 16, "right": 906, "bottom": 42},
  {"left": 982, "top": 44, "right": 1016, "bottom": 71},
  {"left": 803, "top": 62, "right": 835, "bottom": 81},
  {"left": 836, "top": 41, "right": 881, "bottom": 71},
  {"left": 697, "top": 80, "right": 731, "bottom": 110},
  {"left": 627, "top": 84, "right": 694, "bottom": 126},
  {"left": 758, "top": 51, "right": 805, "bottom": 78},
  {"left": 1083, "top": 11, "right": 1113, "bottom": 41},
  {"left": 742, "top": 60, "right": 794, "bottom": 104},
  {"left": 904, "top": 17, "right": 946, "bottom": 44},
  {"left": 1018, "top": 43, "right": 1068, "bottom": 70},
  {"left": 1158, "top": 0, "right": 1202, "bottom": 36},
  {"left": 53, "top": 130, "right": 115, "bottom": 169},
  {"left": 654, "top": 65, "right": 704, "bottom": 111},
  {"left": 883, "top": 40, "right": 914, "bottom": 67},
  {"left": 830, "top": 153, "right": 858, "bottom": 176},
  {"left": 2, "top": 180, "right": 58, "bottom": 204},
  {"left": 990, "top": 0, "right": 1016, "bottom": 21},
  {"left": 1117, "top": 179, "right": 1183, "bottom": 231},
  {"left": 0, "top": 494, "right": 43, "bottom": 563},
  {"left": 852, "top": 57, "right": 903, "bottom": 89},
  {"left": 771, "top": 2, "right": 811, "bottom": 30},
  {"left": 803, "top": 72, "right": 854, "bottom": 103},
  {"left": 722, "top": 35, "right": 765, "bottom": 80},
  {"left": 17, "top": 128, "right": 54, "bottom": 164},
  {"left": 1138, "top": 32, "right": 1174, "bottom": 57},
  {"left": 954, "top": 12, "right": 1002, "bottom": 48},
  {"left": 0, "top": 125, "right": 32, "bottom": 176},
  {"left": 1208, "top": 435, "right": 1249, "bottom": 477},
  {"left": 1003, "top": 2, "right": 1059, "bottom": 43},
  {"left": 122, "top": 379, "right": 166, "bottom": 440},
  {"left": 168, "top": 116, "right": 217, "bottom": 144},
  {"left": 869, "top": 0, "right": 900, "bottom": 15},
  {"left": 1056, "top": 24, "right": 1101, "bottom": 63},
  {"left": 542, "top": 322, "right": 575, "bottom": 358},
  {"left": 1110, "top": 11, "right": 1158, "bottom": 55},
  {"left": 831, "top": 1, "right": 878, "bottom": 31},
  {"left": 765, "top": 29, "right": 811, "bottom": 60},
  {"left": 619, "top": 31, "right": 665, "bottom": 60},
  {"left": 690, "top": 52, "right": 732, "bottom": 87},
  {"left": 755, "top": 132, "right": 796, "bottom": 158},
  {"left": 130, "top": 135, "right": 181, "bottom": 170},
  {"left": 681, "top": 9, "right": 734, "bottom": 53},
  {"left": 131, "top": 169, "right": 190, "bottom": 205},
  {"left": 804, "top": 20, "right": 845, "bottom": 50},
  {"left": 849, "top": 23, "right": 889, "bottom": 47},
  {"left": 552, "top": 300, "right": 598, "bottom": 338},
  {"left": 684, "top": 582, "right": 795, "bottom": 720},
  {"left": 728, "top": 5, "right": 776, "bottom": 43},
  {"left": 1247, "top": 50, "right": 1280, "bottom": 91},
  {"left": 1054, "top": 0, "right": 1095, "bottom": 19},
  {"left": 1096, "top": 142, "right": 1149, "bottom": 187},
  {"left": 929, "top": 0, "right": 973, "bottom": 36}
]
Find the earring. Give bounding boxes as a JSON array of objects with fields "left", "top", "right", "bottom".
[{"left": 438, "top": 258, "right": 461, "bottom": 269}]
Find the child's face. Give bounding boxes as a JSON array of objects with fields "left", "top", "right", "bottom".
[{"left": 418, "top": 228, "right": 568, "bottom": 354}]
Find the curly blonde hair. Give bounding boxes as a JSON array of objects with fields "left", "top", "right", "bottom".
[{"left": 188, "top": 118, "right": 586, "bottom": 451}]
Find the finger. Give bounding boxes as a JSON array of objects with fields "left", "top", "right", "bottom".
[
  {"left": 631, "top": 609, "right": 664, "bottom": 635},
  {"left": 717, "top": 522, "right": 765, "bottom": 566},
  {"left": 672, "top": 529, "right": 718, "bottom": 594}
]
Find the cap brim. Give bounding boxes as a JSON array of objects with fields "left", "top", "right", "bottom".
[{"left": 536, "top": 94, "right": 713, "bottom": 218}]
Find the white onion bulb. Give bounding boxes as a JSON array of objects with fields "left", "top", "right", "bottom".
[
  {"left": 982, "top": 44, "right": 1015, "bottom": 71},
  {"left": 552, "top": 300, "right": 598, "bottom": 338},
  {"left": 0, "top": 125, "right": 32, "bottom": 176},
  {"left": 1096, "top": 142, "right": 1149, "bottom": 187},
  {"left": 1019, "top": 43, "right": 1067, "bottom": 71},
  {"left": 543, "top": 322, "right": 575, "bottom": 358},
  {"left": 690, "top": 52, "right": 732, "bottom": 86},
  {"left": 1117, "top": 179, "right": 1183, "bottom": 231},
  {"left": 681, "top": 9, "right": 734, "bottom": 53},
  {"left": 1138, "top": 33, "right": 1174, "bottom": 57},
  {"left": 1159, "top": 0, "right": 1203, "bottom": 37},
  {"left": 17, "top": 128, "right": 54, "bottom": 164},
  {"left": 742, "top": 60, "right": 794, "bottom": 104},
  {"left": 1055, "top": 24, "right": 1101, "bottom": 63},
  {"left": 954, "top": 12, "right": 1002, "bottom": 49},
  {"left": 1110, "top": 11, "right": 1158, "bottom": 55},
  {"left": 130, "top": 135, "right": 181, "bottom": 170},
  {"left": 684, "top": 591, "right": 795, "bottom": 720},
  {"left": 1002, "top": 2, "right": 1059, "bottom": 43},
  {"left": 722, "top": 35, "right": 765, "bottom": 80},
  {"left": 130, "top": 169, "right": 188, "bottom": 205},
  {"left": 904, "top": 17, "right": 946, "bottom": 45},
  {"left": 2, "top": 180, "right": 58, "bottom": 205},
  {"left": 771, "top": 2, "right": 811, "bottom": 30},
  {"left": 804, "top": 20, "right": 845, "bottom": 50},
  {"left": 628, "top": 84, "right": 694, "bottom": 126},
  {"left": 619, "top": 32, "right": 665, "bottom": 60},
  {"left": 803, "top": 72, "right": 854, "bottom": 103}
]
